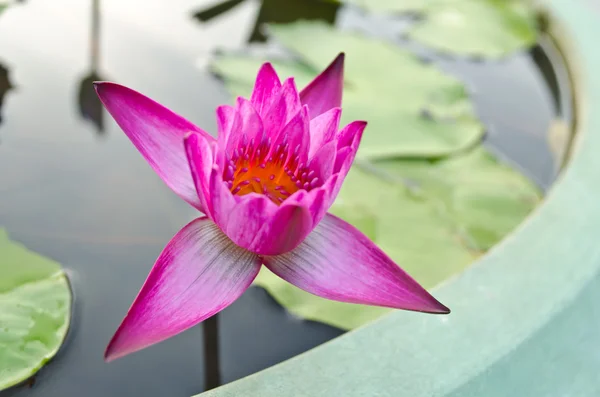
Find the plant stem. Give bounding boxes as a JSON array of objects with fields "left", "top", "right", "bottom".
[{"left": 203, "top": 313, "right": 221, "bottom": 390}]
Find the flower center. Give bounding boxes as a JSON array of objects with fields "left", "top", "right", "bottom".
[
  {"left": 230, "top": 161, "right": 300, "bottom": 203},
  {"left": 223, "top": 136, "right": 319, "bottom": 205}
]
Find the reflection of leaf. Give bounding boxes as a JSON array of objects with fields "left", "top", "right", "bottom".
[
  {"left": 192, "top": 0, "right": 339, "bottom": 43},
  {"left": 0, "top": 229, "right": 71, "bottom": 390},
  {"left": 255, "top": 149, "right": 541, "bottom": 330},
  {"left": 0, "top": 62, "right": 14, "bottom": 126},
  {"left": 249, "top": 0, "right": 339, "bottom": 43},
  {"left": 343, "top": 0, "right": 537, "bottom": 58},
  {"left": 192, "top": 0, "right": 247, "bottom": 23},
  {"left": 211, "top": 21, "right": 484, "bottom": 159},
  {"left": 77, "top": 71, "right": 106, "bottom": 134}
]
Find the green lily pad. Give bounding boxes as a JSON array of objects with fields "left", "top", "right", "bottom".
[
  {"left": 0, "top": 229, "right": 72, "bottom": 390},
  {"left": 214, "top": 21, "right": 540, "bottom": 329},
  {"left": 254, "top": 267, "right": 391, "bottom": 330},
  {"left": 341, "top": 0, "right": 538, "bottom": 58},
  {"left": 376, "top": 147, "right": 541, "bottom": 251},
  {"left": 254, "top": 164, "right": 475, "bottom": 330},
  {"left": 407, "top": 0, "right": 538, "bottom": 58},
  {"left": 211, "top": 21, "right": 484, "bottom": 159},
  {"left": 254, "top": 148, "right": 541, "bottom": 330}
]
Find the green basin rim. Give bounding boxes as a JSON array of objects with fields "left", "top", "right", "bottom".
[{"left": 199, "top": 1, "right": 596, "bottom": 395}]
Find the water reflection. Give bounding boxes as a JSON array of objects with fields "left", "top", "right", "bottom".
[
  {"left": 203, "top": 314, "right": 221, "bottom": 390},
  {"left": 193, "top": 0, "right": 339, "bottom": 43},
  {"left": 78, "top": 71, "right": 105, "bottom": 134},
  {"left": 77, "top": 0, "right": 106, "bottom": 136},
  {"left": 0, "top": 62, "right": 14, "bottom": 126},
  {"left": 193, "top": 0, "right": 245, "bottom": 23}
]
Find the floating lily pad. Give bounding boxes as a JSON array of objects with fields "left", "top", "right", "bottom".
[
  {"left": 214, "top": 21, "right": 540, "bottom": 329},
  {"left": 254, "top": 164, "right": 475, "bottom": 329},
  {"left": 407, "top": 0, "right": 538, "bottom": 58},
  {"left": 254, "top": 267, "right": 391, "bottom": 330},
  {"left": 254, "top": 148, "right": 541, "bottom": 330},
  {"left": 376, "top": 148, "right": 541, "bottom": 251},
  {"left": 342, "top": 0, "right": 538, "bottom": 58},
  {"left": 0, "top": 229, "right": 72, "bottom": 390},
  {"left": 211, "top": 21, "right": 484, "bottom": 159}
]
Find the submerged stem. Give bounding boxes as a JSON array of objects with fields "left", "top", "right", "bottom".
[{"left": 203, "top": 313, "right": 221, "bottom": 390}]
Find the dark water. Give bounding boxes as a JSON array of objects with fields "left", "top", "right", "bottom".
[{"left": 0, "top": 0, "right": 570, "bottom": 396}]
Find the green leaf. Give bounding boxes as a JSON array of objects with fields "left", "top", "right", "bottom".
[
  {"left": 212, "top": 56, "right": 315, "bottom": 98},
  {"left": 407, "top": 0, "right": 538, "bottom": 58},
  {"left": 211, "top": 21, "right": 484, "bottom": 159},
  {"left": 255, "top": 148, "right": 541, "bottom": 330},
  {"left": 0, "top": 229, "right": 72, "bottom": 390},
  {"left": 376, "top": 147, "right": 541, "bottom": 251},
  {"left": 339, "top": 0, "right": 538, "bottom": 58},
  {"left": 254, "top": 268, "right": 390, "bottom": 330},
  {"left": 213, "top": 22, "right": 539, "bottom": 329},
  {"left": 255, "top": 164, "right": 476, "bottom": 330}
]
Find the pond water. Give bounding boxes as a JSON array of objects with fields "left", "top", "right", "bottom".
[{"left": 0, "top": 0, "right": 571, "bottom": 395}]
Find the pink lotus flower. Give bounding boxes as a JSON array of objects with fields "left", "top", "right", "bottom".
[{"left": 95, "top": 53, "right": 449, "bottom": 362}]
